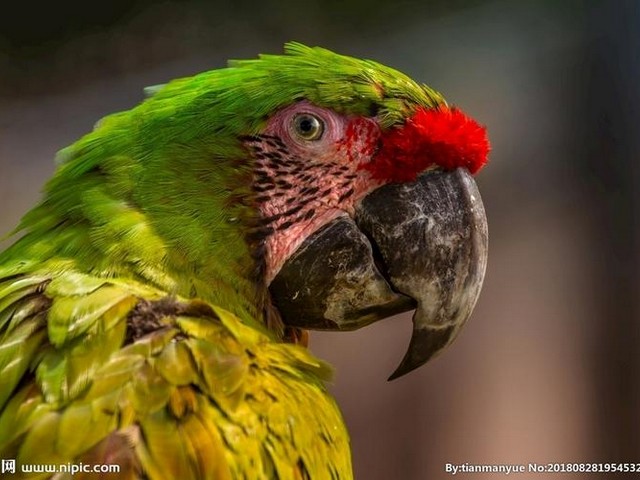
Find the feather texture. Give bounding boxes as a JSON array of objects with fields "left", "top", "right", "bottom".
[{"left": 0, "top": 264, "right": 350, "bottom": 479}]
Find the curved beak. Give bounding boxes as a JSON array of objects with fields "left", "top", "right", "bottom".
[{"left": 269, "top": 168, "right": 488, "bottom": 380}]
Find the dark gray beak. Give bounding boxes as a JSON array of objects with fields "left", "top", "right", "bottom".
[{"left": 269, "top": 168, "right": 488, "bottom": 380}]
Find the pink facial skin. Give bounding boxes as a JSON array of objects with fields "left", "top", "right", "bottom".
[
  {"left": 244, "top": 100, "right": 489, "bottom": 283},
  {"left": 244, "top": 101, "right": 382, "bottom": 283}
]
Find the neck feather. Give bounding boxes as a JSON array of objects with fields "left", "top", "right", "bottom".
[{"left": 4, "top": 164, "right": 267, "bottom": 328}]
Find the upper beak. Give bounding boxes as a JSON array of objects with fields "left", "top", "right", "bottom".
[{"left": 269, "top": 168, "right": 488, "bottom": 380}]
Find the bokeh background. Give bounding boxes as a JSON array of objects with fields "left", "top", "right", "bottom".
[{"left": 1, "top": 1, "right": 639, "bottom": 478}]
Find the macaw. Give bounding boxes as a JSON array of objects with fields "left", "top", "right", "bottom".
[{"left": 0, "top": 43, "right": 489, "bottom": 479}]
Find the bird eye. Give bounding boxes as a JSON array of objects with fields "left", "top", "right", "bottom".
[{"left": 292, "top": 113, "right": 324, "bottom": 141}]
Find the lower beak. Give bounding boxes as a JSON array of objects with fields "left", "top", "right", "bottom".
[{"left": 269, "top": 168, "right": 488, "bottom": 380}]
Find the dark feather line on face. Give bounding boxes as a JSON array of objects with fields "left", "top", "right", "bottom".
[
  {"left": 275, "top": 165, "right": 296, "bottom": 174},
  {"left": 275, "top": 179, "right": 293, "bottom": 189},
  {"left": 275, "top": 207, "right": 315, "bottom": 231},
  {"left": 282, "top": 204, "right": 304, "bottom": 217},
  {"left": 273, "top": 138, "right": 287, "bottom": 148},
  {"left": 261, "top": 212, "right": 284, "bottom": 223},
  {"left": 255, "top": 172, "right": 272, "bottom": 184},
  {"left": 258, "top": 134, "right": 280, "bottom": 141},
  {"left": 265, "top": 162, "right": 282, "bottom": 171},
  {"left": 288, "top": 196, "right": 314, "bottom": 207},
  {"left": 300, "top": 186, "right": 319, "bottom": 196},
  {"left": 246, "top": 225, "right": 275, "bottom": 241},
  {"left": 277, "top": 220, "right": 295, "bottom": 231},
  {"left": 258, "top": 200, "right": 314, "bottom": 232},
  {"left": 238, "top": 134, "right": 262, "bottom": 143},
  {"left": 338, "top": 187, "right": 355, "bottom": 202}
]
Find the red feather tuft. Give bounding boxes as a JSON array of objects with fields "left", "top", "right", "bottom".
[{"left": 365, "top": 106, "right": 490, "bottom": 182}]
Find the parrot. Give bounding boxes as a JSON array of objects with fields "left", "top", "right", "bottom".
[{"left": 0, "top": 43, "right": 489, "bottom": 479}]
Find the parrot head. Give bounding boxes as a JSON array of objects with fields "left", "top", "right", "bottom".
[
  {"left": 10, "top": 42, "right": 489, "bottom": 379},
  {"left": 226, "top": 43, "right": 489, "bottom": 378},
  {"left": 244, "top": 97, "right": 487, "bottom": 284}
]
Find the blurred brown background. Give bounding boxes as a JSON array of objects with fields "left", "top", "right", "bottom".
[{"left": 1, "top": 1, "right": 639, "bottom": 478}]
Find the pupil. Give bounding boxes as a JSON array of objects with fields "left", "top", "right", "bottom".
[{"left": 299, "top": 118, "right": 313, "bottom": 132}]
